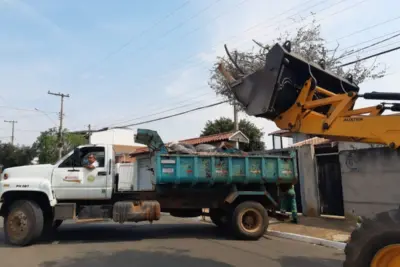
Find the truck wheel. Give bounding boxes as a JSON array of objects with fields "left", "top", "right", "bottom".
[
  {"left": 231, "top": 201, "right": 269, "bottom": 240},
  {"left": 209, "top": 209, "right": 229, "bottom": 228},
  {"left": 4, "top": 200, "right": 44, "bottom": 246},
  {"left": 344, "top": 207, "right": 400, "bottom": 267}
]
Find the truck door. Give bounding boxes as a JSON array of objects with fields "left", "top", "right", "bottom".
[{"left": 52, "top": 145, "right": 111, "bottom": 200}]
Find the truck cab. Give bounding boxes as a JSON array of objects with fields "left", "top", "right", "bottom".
[{"left": 1, "top": 144, "right": 115, "bottom": 203}]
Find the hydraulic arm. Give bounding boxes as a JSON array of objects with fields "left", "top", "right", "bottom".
[{"left": 218, "top": 41, "right": 400, "bottom": 148}]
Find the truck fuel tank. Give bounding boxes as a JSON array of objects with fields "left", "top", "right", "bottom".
[
  {"left": 228, "top": 41, "right": 360, "bottom": 120},
  {"left": 112, "top": 200, "right": 161, "bottom": 223}
]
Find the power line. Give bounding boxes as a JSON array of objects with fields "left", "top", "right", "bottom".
[
  {"left": 331, "top": 29, "right": 400, "bottom": 54},
  {"left": 0, "top": 105, "right": 58, "bottom": 114},
  {"left": 106, "top": 95, "right": 224, "bottom": 128},
  {"left": 103, "top": 89, "right": 215, "bottom": 128},
  {"left": 337, "top": 45, "right": 400, "bottom": 67},
  {"left": 113, "top": 100, "right": 228, "bottom": 128},
  {"left": 109, "top": 46, "right": 400, "bottom": 129},
  {"left": 81, "top": 1, "right": 191, "bottom": 74},
  {"left": 82, "top": 0, "right": 221, "bottom": 76},
  {"left": 335, "top": 32, "right": 400, "bottom": 60},
  {"left": 338, "top": 39, "right": 400, "bottom": 62},
  {"left": 108, "top": 0, "right": 324, "bottom": 100},
  {"left": 116, "top": 0, "right": 354, "bottom": 93},
  {"left": 327, "top": 15, "right": 400, "bottom": 44},
  {"left": 35, "top": 108, "right": 59, "bottom": 127},
  {"left": 83, "top": 86, "right": 214, "bottom": 129}
]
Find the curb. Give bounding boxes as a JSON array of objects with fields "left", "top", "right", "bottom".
[
  {"left": 198, "top": 216, "right": 346, "bottom": 250},
  {"left": 265, "top": 230, "right": 346, "bottom": 250}
]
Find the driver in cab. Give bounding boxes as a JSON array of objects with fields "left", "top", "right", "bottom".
[{"left": 84, "top": 154, "right": 99, "bottom": 170}]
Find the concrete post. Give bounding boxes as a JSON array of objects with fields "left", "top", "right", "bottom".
[{"left": 297, "top": 144, "right": 320, "bottom": 217}]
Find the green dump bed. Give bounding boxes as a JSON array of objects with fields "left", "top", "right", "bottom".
[{"left": 154, "top": 153, "right": 297, "bottom": 185}]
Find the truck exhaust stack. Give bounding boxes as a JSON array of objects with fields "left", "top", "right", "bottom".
[{"left": 221, "top": 41, "right": 360, "bottom": 120}]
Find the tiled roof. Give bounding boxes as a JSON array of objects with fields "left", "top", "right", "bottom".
[{"left": 289, "top": 137, "right": 332, "bottom": 147}]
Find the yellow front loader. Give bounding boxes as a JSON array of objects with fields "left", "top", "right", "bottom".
[{"left": 218, "top": 40, "right": 400, "bottom": 267}]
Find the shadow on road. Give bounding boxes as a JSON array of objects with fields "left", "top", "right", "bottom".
[
  {"left": 277, "top": 256, "right": 343, "bottom": 267},
  {"left": 39, "top": 249, "right": 234, "bottom": 267},
  {"left": 0, "top": 222, "right": 233, "bottom": 246}
]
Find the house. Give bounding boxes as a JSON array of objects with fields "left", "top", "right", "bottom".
[
  {"left": 129, "top": 130, "right": 250, "bottom": 191},
  {"left": 89, "top": 128, "right": 146, "bottom": 163}
]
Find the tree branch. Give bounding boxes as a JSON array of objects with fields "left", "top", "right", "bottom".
[{"left": 224, "top": 44, "right": 245, "bottom": 74}]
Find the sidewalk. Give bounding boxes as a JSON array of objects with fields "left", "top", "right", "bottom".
[
  {"left": 268, "top": 215, "right": 356, "bottom": 243},
  {"left": 200, "top": 210, "right": 357, "bottom": 247}
]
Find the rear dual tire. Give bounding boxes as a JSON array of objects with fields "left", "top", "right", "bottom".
[{"left": 231, "top": 201, "right": 269, "bottom": 240}]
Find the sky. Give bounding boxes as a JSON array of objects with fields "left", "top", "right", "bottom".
[{"left": 0, "top": 0, "right": 399, "bottom": 149}]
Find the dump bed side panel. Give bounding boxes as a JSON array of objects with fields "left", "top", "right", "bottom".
[{"left": 155, "top": 154, "right": 296, "bottom": 185}]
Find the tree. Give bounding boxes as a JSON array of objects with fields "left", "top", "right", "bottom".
[
  {"left": 32, "top": 127, "right": 88, "bottom": 164},
  {"left": 209, "top": 16, "right": 387, "bottom": 111},
  {"left": 201, "top": 117, "right": 265, "bottom": 151},
  {"left": 0, "top": 142, "right": 36, "bottom": 169}
]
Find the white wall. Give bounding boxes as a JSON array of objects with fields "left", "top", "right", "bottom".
[{"left": 89, "top": 128, "right": 146, "bottom": 147}]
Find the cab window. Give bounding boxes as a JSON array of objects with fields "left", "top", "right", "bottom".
[{"left": 58, "top": 147, "right": 105, "bottom": 168}]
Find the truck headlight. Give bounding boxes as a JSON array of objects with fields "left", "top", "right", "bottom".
[{"left": 2, "top": 173, "right": 8, "bottom": 180}]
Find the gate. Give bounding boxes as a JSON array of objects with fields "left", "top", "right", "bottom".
[{"left": 316, "top": 154, "right": 344, "bottom": 216}]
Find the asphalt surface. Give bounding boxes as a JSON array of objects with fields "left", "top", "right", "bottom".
[{"left": 0, "top": 215, "right": 345, "bottom": 267}]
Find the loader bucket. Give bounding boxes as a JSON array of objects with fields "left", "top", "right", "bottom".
[{"left": 229, "top": 41, "right": 360, "bottom": 120}]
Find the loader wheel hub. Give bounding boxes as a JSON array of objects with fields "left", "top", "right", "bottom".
[
  {"left": 371, "top": 244, "right": 400, "bottom": 267},
  {"left": 240, "top": 208, "right": 262, "bottom": 233}
]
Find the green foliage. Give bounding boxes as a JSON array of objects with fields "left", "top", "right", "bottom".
[
  {"left": 201, "top": 117, "right": 265, "bottom": 151},
  {"left": 209, "top": 16, "right": 387, "bottom": 111},
  {"left": 32, "top": 127, "right": 88, "bottom": 164},
  {"left": 0, "top": 142, "right": 36, "bottom": 169}
]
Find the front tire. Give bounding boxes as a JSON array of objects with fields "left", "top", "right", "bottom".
[
  {"left": 344, "top": 207, "right": 400, "bottom": 267},
  {"left": 231, "top": 201, "right": 269, "bottom": 240},
  {"left": 4, "top": 200, "right": 44, "bottom": 246}
]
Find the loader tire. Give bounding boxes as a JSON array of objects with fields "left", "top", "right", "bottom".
[
  {"left": 4, "top": 200, "right": 44, "bottom": 246},
  {"left": 231, "top": 201, "right": 269, "bottom": 240},
  {"left": 343, "top": 207, "right": 400, "bottom": 267}
]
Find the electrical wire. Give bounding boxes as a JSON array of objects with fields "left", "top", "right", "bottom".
[
  {"left": 337, "top": 45, "right": 400, "bottom": 67},
  {"left": 103, "top": 91, "right": 218, "bottom": 128},
  {"left": 331, "top": 29, "right": 400, "bottom": 54},
  {"left": 82, "top": 0, "right": 221, "bottom": 76},
  {"left": 335, "top": 32, "right": 400, "bottom": 60},
  {"left": 114, "top": 0, "right": 368, "bottom": 94},
  {"left": 326, "top": 15, "right": 400, "bottom": 44},
  {"left": 112, "top": 100, "right": 228, "bottom": 128},
  {"left": 80, "top": 1, "right": 192, "bottom": 73},
  {"left": 0, "top": 105, "right": 58, "bottom": 114},
  {"left": 107, "top": 45, "right": 400, "bottom": 129}
]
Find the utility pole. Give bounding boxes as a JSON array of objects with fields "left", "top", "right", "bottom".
[
  {"left": 4, "top": 120, "right": 17, "bottom": 145},
  {"left": 233, "top": 103, "right": 239, "bottom": 149},
  {"left": 48, "top": 91, "right": 70, "bottom": 160},
  {"left": 87, "top": 124, "right": 92, "bottom": 144}
]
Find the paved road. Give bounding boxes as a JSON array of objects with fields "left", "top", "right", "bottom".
[{"left": 0, "top": 215, "right": 344, "bottom": 267}]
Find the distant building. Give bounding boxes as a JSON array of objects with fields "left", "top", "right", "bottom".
[{"left": 89, "top": 128, "right": 146, "bottom": 163}]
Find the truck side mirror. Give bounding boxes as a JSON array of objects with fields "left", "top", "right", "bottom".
[{"left": 73, "top": 148, "right": 81, "bottom": 166}]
